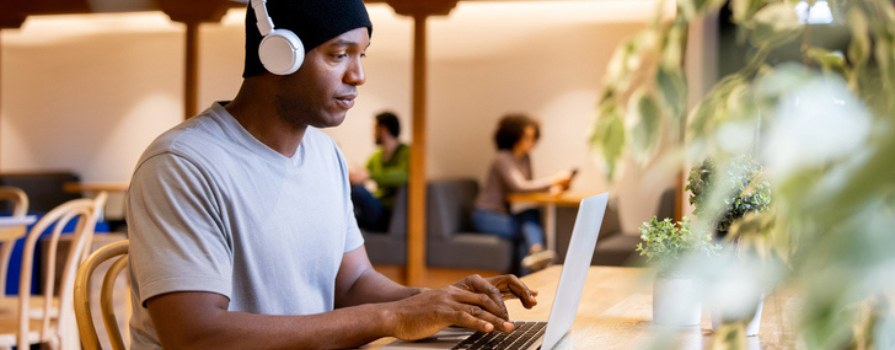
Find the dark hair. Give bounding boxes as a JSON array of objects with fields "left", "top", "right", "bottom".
[
  {"left": 376, "top": 111, "right": 401, "bottom": 137},
  {"left": 494, "top": 114, "right": 540, "bottom": 151}
]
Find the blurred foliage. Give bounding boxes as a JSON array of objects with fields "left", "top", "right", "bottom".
[
  {"left": 686, "top": 155, "right": 772, "bottom": 236},
  {"left": 636, "top": 216, "right": 720, "bottom": 275},
  {"left": 592, "top": 0, "right": 895, "bottom": 348}
]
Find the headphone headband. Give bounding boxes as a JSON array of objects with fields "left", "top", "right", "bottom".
[{"left": 250, "top": 0, "right": 274, "bottom": 36}]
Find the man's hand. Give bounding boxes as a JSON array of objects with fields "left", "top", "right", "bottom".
[
  {"left": 384, "top": 274, "right": 538, "bottom": 341},
  {"left": 453, "top": 274, "right": 538, "bottom": 320}
]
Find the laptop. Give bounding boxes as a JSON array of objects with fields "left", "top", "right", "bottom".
[{"left": 382, "top": 193, "right": 609, "bottom": 350}]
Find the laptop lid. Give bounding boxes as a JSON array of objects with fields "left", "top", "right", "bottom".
[{"left": 540, "top": 193, "right": 607, "bottom": 349}]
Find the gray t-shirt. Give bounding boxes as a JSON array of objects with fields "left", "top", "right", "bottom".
[
  {"left": 474, "top": 151, "right": 553, "bottom": 214},
  {"left": 126, "top": 102, "right": 363, "bottom": 349}
]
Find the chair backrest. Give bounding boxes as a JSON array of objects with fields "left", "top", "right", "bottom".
[
  {"left": 0, "top": 186, "right": 29, "bottom": 294},
  {"left": 17, "top": 192, "right": 107, "bottom": 350},
  {"left": 426, "top": 178, "right": 479, "bottom": 241},
  {"left": 74, "top": 239, "right": 128, "bottom": 350},
  {"left": 0, "top": 186, "right": 28, "bottom": 217}
]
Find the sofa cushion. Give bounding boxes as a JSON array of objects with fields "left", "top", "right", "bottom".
[
  {"left": 426, "top": 179, "right": 478, "bottom": 241},
  {"left": 427, "top": 233, "right": 513, "bottom": 272}
]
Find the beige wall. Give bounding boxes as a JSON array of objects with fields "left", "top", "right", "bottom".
[{"left": 0, "top": 1, "right": 691, "bottom": 230}]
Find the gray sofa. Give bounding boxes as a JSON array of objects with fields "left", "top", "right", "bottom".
[
  {"left": 426, "top": 179, "right": 514, "bottom": 272},
  {"left": 360, "top": 186, "right": 407, "bottom": 266}
]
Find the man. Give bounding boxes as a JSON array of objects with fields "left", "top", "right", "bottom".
[
  {"left": 350, "top": 111, "right": 410, "bottom": 231},
  {"left": 125, "top": 1, "right": 537, "bottom": 349}
]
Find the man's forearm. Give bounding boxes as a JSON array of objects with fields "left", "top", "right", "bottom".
[
  {"left": 336, "top": 268, "right": 422, "bottom": 307},
  {"left": 151, "top": 296, "right": 393, "bottom": 350}
]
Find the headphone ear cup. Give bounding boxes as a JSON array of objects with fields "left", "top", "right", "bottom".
[{"left": 258, "top": 29, "right": 305, "bottom": 75}]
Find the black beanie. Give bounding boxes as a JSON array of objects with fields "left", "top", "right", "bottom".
[{"left": 243, "top": 0, "right": 373, "bottom": 77}]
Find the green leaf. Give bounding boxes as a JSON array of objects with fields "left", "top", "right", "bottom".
[
  {"left": 875, "top": 38, "right": 895, "bottom": 93},
  {"left": 688, "top": 75, "right": 745, "bottom": 141},
  {"left": 628, "top": 89, "right": 662, "bottom": 163},
  {"left": 746, "top": 3, "right": 803, "bottom": 49},
  {"left": 846, "top": 8, "right": 870, "bottom": 89},
  {"left": 657, "top": 66, "right": 688, "bottom": 134},
  {"left": 730, "top": 0, "right": 767, "bottom": 24},
  {"left": 590, "top": 101, "right": 626, "bottom": 181},
  {"left": 805, "top": 48, "right": 847, "bottom": 77},
  {"left": 660, "top": 20, "right": 687, "bottom": 71}
]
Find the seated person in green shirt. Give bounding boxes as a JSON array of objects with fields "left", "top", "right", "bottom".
[{"left": 349, "top": 111, "right": 410, "bottom": 231}]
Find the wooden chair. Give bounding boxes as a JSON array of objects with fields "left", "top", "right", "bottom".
[
  {"left": 0, "top": 192, "right": 107, "bottom": 350},
  {"left": 74, "top": 240, "right": 128, "bottom": 350},
  {"left": 0, "top": 186, "right": 29, "bottom": 295}
]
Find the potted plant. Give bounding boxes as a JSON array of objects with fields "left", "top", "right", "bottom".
[
  {"left": 686, "top": 155, "right": 772, "bottom": 239},
  {"left": 685, "top": 155, "right": 774, "bottom": 336},
  {"left": 637, "top": 216, "right": 719, "bottom": 327}
]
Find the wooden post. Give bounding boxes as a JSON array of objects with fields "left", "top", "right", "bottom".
[
  {"left": 155, "top": 0, "right": 231, "bottom": 120},
  {"left": 384, "top": 0, "right": 458, "bottom": 286},
  {"left": 406, "top": 14, "right": 429, "bottom": 286},
  {"left": 185, "top": 22, "right": 200, "bottom": 119}
]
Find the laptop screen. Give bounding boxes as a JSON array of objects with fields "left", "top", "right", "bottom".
[{"left": 541, "top": 193, "right": 608, "bottom": 349}]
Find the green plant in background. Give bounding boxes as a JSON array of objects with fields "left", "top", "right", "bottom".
[
  {"left": 686, "top": 155, "right": 772, "bottom": 236},
  {"left": 592, "top": 0, "right": 895, "bottom": 348},
  {"left": 636, "top": 216, "right": 720, "bottom": 275}
]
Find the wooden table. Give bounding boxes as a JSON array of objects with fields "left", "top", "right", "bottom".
[
  {"left": 506, "top": 193, "right": 588, "bottom": 251},
  {"left": 367, "top": 266, "right": 798, "bottom": 349},
  {"left": 62, "top": 182, "right": 129, "bottom": 195},
  {"left": 0, "top": 216, "right": 36, "bottom": 241}
]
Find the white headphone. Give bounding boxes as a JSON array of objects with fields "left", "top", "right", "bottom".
[{"left": 250, "top": 0, "right": 305, "bottom": 75}]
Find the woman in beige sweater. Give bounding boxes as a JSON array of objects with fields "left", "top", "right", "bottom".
[{"left": 472, "top": 114, "right": 573, "bottom": 274}]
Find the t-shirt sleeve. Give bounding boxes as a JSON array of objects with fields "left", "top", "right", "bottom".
[{"left": 127, "top": 153, "right": 234, "bottom": 306}]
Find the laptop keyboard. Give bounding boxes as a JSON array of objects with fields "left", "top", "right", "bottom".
[{"left": 452, "top": 321, "right": 546, "bottom": 350}]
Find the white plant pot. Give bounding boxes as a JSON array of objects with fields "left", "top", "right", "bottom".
[
  {"left": 652, "top": 277, "right": 702, "bottom": 327},
  {"left": 711, "top": 294, "right": 765, "bottom": 336}
]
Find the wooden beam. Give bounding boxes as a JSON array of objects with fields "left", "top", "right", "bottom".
[
  {"left": 155, "top": 0, "right": 232, "bottom": 119},
  {"left": 155, "top": 0, "right": 231, "bottom": 24},
  {"left": 406, "top": 14, "right": 429, "bottom": 286},
  {"left": 384, "top": 0, "right": 459, "bottom": 16},
  {"left": 184, "top": 22, "right": 200, "bottom": 119},
  {"left": 381, "top": 0, "right": 458, "bottom": 286}
]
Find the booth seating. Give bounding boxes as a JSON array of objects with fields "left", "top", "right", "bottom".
[
  {"left": 362, "top": 181, "right": 514, "bottom": 272},
  {"left": 360, "top": 187, "right": 408, "bottom": 266},
  {"left": 425, "top": 179, "right": 514, "bottom": 273}
]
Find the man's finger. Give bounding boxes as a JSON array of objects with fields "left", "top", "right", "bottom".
[
  {"left": 449, "top": 304, "right": 515, "bottom": 334},
  {"left": 453, "top": 287, "right": 509, "bottom": 322},
  {"left": 462, "top": 277, "right": 509, "bottom": 320},
  {"left": 493, "top": 275, "right": 538, "bottom": 309}
]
